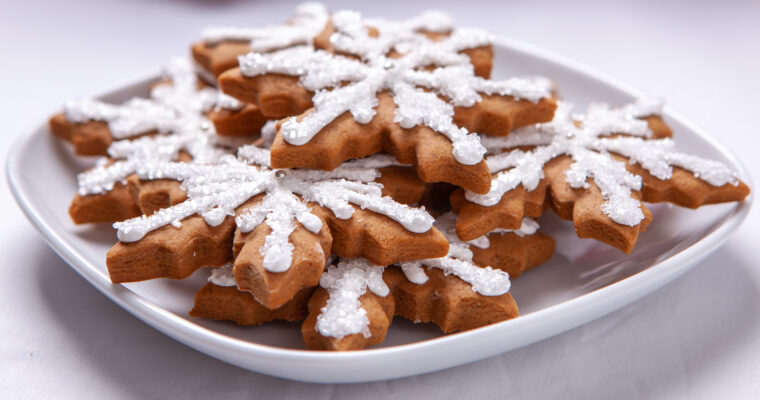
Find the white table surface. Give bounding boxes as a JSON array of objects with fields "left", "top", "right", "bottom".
[{"left": 2, "top": 0, "right": 759, "bottom": 398}]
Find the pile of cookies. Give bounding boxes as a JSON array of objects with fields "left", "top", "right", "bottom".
[{"left": 50, "top": 3, "right": 750, "bottom": 351}]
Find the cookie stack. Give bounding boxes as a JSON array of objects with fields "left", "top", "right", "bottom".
[{"left": 50, "top": 3, "right": 749, "bottom": 350}]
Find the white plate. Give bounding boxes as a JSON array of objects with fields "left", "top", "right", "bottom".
[{"left": 7, "top": 36, "right": 752, "bottom": 383}]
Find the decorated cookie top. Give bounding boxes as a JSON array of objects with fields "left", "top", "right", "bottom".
[
  {"left": 398, "top": 212, "right": 512, "bottom": 296},
  {"left": 64, "top": 58, "right": 240, "bottom": 141},
  {"left": 236, "top": 8, "right": 552, "bottom": 166},
  {"left": 104, "top": 145, "right": 433, "bottom": 272},
  {"left": 313, "top": 210, "right": 531, "bottom": 339},
  {"left": 316, "top": 258, "right": 390, "bottom": 339},
  {"left": 67, "top": 57, "right": 439, "bottom": 276},
  {"left": 467, "top": 100, "right": 741, "bottom": 227}
]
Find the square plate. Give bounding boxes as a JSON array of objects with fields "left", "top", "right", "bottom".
[{"left": 7, "top": 36, "right": 751, "bottom": 383}]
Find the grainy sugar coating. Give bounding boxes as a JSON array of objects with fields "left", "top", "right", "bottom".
[
  {"left": 218, "top": 8, "right": 557, "bottom": 193},
  {"left": 49, "top": 58, "right": 250, "bottom": 155},
  {"left": 110, "top": 148, "right": 437, "bottom": 260},
  {"left": 53, "top": 55, "right": 452, "bottom": 308},
  {"left": 453, "top": 100, "right": 750, "bottom": 253},
  {"left": 301, "top": 211, "right": 552, "bottom": 350},
  {"left": 103, "top": 148, "right": 450, "bottom": 309},
  {"left": 190, "top": 207, "right": 553, "bottom": 350},
  {"left": 304, "top": 257, "right": 517, "bottom": 351}
]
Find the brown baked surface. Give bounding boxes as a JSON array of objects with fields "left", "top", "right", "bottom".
[{"left": 452, "top": 116, "right": 750, "bottom": 253}]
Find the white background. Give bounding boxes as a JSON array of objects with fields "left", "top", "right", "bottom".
[{"left": 2, "top": 0, "right": 759, "bottom": 398}]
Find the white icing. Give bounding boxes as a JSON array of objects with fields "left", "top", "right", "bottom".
[
  {"left": 108, "top": 150, "right": 434, "bottom": 273},
  {"left": 236, "top": 143, "right": 271, "bottom": 167},
  {"left": 400, "top": 263, "right": 429, "bottom": 284},
  {"left": 340, "top": 153, "right": 406, "bottom": 169},
  {"left": 77, "top": 124, "right": 232, "bottom": 196},
  {"left": 216, "top": 93, "right": 244, "bottom": 111},
  {"left": 64, "top": 98, "right": 176, "bottom": 140},
  {"left": 201, "top": 2, "right": 328, "bottom": 52},
  {"left": 316, "top": 259, "right": 388, "bottom": 339},
  {"left": 593, "top": 136, "right": 738, "bottom": 187},
  {"left": 64, "top": 58, "right": 232, "bottom": 140},
  {"left": 236, "top": 9, "right": 552, "bottom": 166},
  {"left": 316, "top": 208, "right": 529, "bottom": 340},
  {"left": 236, "top": 187, "right": 322, "bottom": 272},
  {"left": 401, "top": 255, "right": 510, "bottom": 296},
  {"left": 466, "top": 217, "right": 540, "bottom": 249},
  {"left": 208, "top": 264, "right": 236, "bottom": 287},
  {"left": 398, "top": 212, "right": 512, "bottom": 296},
  {"left": 297, "top": 178, "right": 433, "bottom": 233},
  {"left": 464, "top": 235, "right": 490, "bottom": 250},
  {"left": 465, "top": 100, "right": 740, "bottom": 227},
  {"left": 76, "top": 118, "right": 236, "bottom": 197},
  {"left": 494, "top": 217, "right": 539, "bottom": 237}
]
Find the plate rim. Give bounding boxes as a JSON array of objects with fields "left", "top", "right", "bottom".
[{"left": 6, "top": 35, "right": 754, "bottom": 382}]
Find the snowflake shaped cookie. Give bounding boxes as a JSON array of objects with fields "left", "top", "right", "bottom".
[
  {"left": 453, "top": 100, "right": 750, "bottom": 252},
  {"left": 62, "top": 59, "right": 252, "bottom": 224},
  {"left": 50, "top": 58, "right": 244, "bottom": 156},
  {"left": 103, "top": 145, "right": 449, "bottom": 308},
  {"left": 304, "top": 255, "right": 516, "bottom": 350},
  {"left": 301, "top": 211, "right": 552, "bottom": 350},
  {"left": 219, "top": 7, "right": 557, "bottom": 193}
]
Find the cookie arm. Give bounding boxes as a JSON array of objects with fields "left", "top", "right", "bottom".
[
  {"left": 233, "top": 198, "right": 333, "bottom": 310},
  {"left": 451, "top": 181, "right": 547, "bottom": 241},
  {"left": 325, "top": 206, "right": 449, "bottom": 265},
  {"left": 544, "top": 156, "right": 651, "bottom": 254},
  {"left": 631, "top": 163, "right": 750, "bottom": 208},
  {"left": 302, "top": 286, "right": 395, "bottom": 351},
  {"left": 218, "top": 69, "right": 313, "bottom": 118},
  {"left": 106, "top": 215, "right": 236, "bottom": 283},
  {"left": 471, "top": 232, "right": 555, "bottom": 279},
  {"left": 453, "top": 95, "right": 557, "bottom": 137},
  {"left": 387, "top": 267, "right": 519, "bottom": 333},
  {"left": 190, "top": 282, "right": 313, "bottom": 325}
]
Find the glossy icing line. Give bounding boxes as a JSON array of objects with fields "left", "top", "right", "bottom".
[
  {"left": 466, "top": 100, "right": 739, "bottom": 227},
  {"left": 110, "top": 149, "right": 434, "bottom": 273},
  {"left": 237, "top": 9, "right": 552, "bottom": 166}
]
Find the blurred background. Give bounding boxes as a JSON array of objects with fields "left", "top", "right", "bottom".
[{"left": 1, "top": 1, "right": 758, "bottom": 398}]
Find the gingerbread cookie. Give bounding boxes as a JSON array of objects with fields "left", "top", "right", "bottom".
[
  {"left": 303, "top": 208, "right": 534, "bottom": 351},
  {"left": 50, "top": 58, "right": 256, "bottom": 155},
  {"left": 191, "top": 209, "right": 554, "bottom": 350},
  {"left": 85, "top": 146, "right": 445, "bottom": 310},
  {"left": 305, "top": 213, "right": 552, "bottom": 350},
  {"left": 455, "top": 100, "right": 750, "bottom": 253},
  {"left": 54, "top": 59, "right": 447, "bottom": 310},
  {"left": 190, "top": 264, "right": 314, "bottom": 326},
  {"left": 218, "top": 9, "right": 557, "bottom": 194}
]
